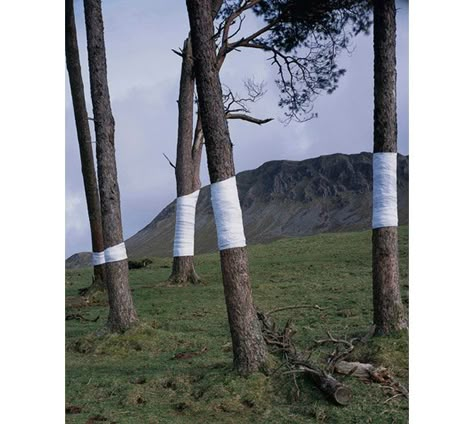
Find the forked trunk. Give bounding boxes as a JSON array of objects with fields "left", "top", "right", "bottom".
[
  {"left": 186, "top": 0, "right": 267, "bottom": 375},
  {"left": 372, "top": 0, "right": 407, "bottom": 334},
  {"left": 169, "top": 1, "right": 221, "bottom": 285},
  {"left": 84, "top": 0, "right": 138, "bottom": 332},
  {"left": 66, "top": 0, "right": 106, "bottom": 294}
]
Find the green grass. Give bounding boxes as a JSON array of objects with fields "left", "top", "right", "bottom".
[{"left": 66, "top": 226, "right": 408, "bottom": 423}]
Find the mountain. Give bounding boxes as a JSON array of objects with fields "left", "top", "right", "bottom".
[
  {"left": 66, "top": 152, "right": 408, "bottom": 268},
  {"left": 65, "top": 252, "right": 93, "bottom": 270}
]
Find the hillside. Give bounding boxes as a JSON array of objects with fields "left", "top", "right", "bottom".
[
  {"left": 126, "top": 152, "right": 408, "bottom": 258},
  {"left": 66, "top": 227, "right": 409, "bottom": 423},
  {"left": 66, "top": 152, "right": 408, "bottom": 267}
]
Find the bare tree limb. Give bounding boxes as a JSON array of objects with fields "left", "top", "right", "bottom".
[
  {"left": 162, "top": 153, "right": 176, "bottom": 169},
  {"left": 226, "top": 113, "right": 273, "bottom": 125},
  {"left": 267, "top": 304, "right": 325, "bottom": 315},
  {"left": 171, "top": 48, "right": 183, "bottom": 57}
]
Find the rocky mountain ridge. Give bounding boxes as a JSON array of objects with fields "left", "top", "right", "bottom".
[{"left": 66, "top": 152, "right": 408, "bottom": 268}]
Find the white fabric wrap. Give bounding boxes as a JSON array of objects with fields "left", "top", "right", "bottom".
[
  {"left": 92, "top": 251, "right": 105, "bottom": 266},
  {"left": 173, "top": 189, "right": 200, "bottom": 257},
  {"left": 104, "top": 242, "right": 128, "bottom": 263},
  {"left": 372, "top": 152, "right": 398, "bottom": 229},
  {"left": 211, "top": 176, "right": 246, "bottom": 251}
]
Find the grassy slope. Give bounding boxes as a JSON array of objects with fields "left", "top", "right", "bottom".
[{"left": 66, "top": 226, "right": 408, "bottom": 424}]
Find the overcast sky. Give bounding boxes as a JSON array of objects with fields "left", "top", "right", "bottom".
[{"left": 65, "top": 0, "right": 408, "bottom": 258}]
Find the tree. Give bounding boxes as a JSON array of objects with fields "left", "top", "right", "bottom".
[
  {"left": 65, "top": 0, "right": 106, "bottom": 295},
  {"left": 83, "top": 0, "right": 138, "bottom": 332},
  {"left": 168, "top": 1, "right": 272, "bottom": 285},
  {"left": 170, "top": 0, "right": 366, "bottom": 285},
  {"left": 186, "top": 0, "right": 268, "bottom": 375},
  {"left": 371, "top": 0, "right": 407, "bottom": 334},
  {"left": 167, "top": 36, "right": 204, "bottom": 285}
]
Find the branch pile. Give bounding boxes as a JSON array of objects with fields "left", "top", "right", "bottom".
[
  {"left": 257, "top": 311, "right": 352, "bottom": 405},
  {"left": 257, "top": 310, "right": 408, "bottom": 406},
  {"left": 315, "top": 330, "right": 408, "bottom": 401}
]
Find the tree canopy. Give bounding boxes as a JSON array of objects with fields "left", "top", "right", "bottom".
[{"left": 217, "top": 0, "right": 372, "bottom": 122}]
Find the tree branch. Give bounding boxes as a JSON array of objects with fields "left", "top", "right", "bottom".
[
  {"left": 162, "top": 153, "right": 176, "bottom": 169},
  {"left": 226, "top": 113, "right": 273, "bottom": 125},
  {"left": 171, "top": 48, "right": 183, "bottom": 58}
]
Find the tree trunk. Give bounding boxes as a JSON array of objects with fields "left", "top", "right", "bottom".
[
  {"left": 186, "top": 0, "right": 267, "bottom": 375},
  {"left": 169, "top": 256, "right": 201, "bottom": 285},
  {"left": 169, "top": 1, "right": 222, "bottom": 285},
  {"left": 304, "top": 365, "right": 352, "bottom": 406},
  {"left": 168, "top": 37, "right": 202, "bottom": 285},
  {"left": 372, "top": 0, "right": 406, "bottom": 335},
  {"left": 83, "top": 0, "right": 138, "bottom": 332},
  {"left": 66, "top": 0, "right": 106, "bottom": 294}
]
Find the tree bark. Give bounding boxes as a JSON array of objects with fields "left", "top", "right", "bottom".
[
  {"left": 169, "top": 256, "right": 201, "bottom": 285},
  {"left": 186, "top": 0, "right": 267, "bottom": 375},
  {"left": 168, "top": 37, "right": 202, "bottom": 285},
  {"left": 303, "top": 364, "right": 352, "bottom": 406},
  {"left": 169, "top": 1, "right": 222, "bottom": 285},
  {"left": 66, "top": 0, "right": 106, "bottom": 294},
  {"left": 84, "top": 0, "right": 138, "bottom": 332},
  {"left": 372, "top": 0, "right": 407, "bottom": 335}
]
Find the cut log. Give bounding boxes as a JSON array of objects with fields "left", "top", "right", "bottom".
[{"left": 294, "top": 360, "right": 352, "bottom": 406}]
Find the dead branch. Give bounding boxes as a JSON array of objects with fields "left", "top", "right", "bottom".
[
  {"left": 383, "top": 393, "right": 405, "bottom": 404},
  {"left": 267, "top": 304, "right": 324, "bottom": 315},
  {"left": 257, "top": 312, "right": 351, "bottom": 406},
  {"left": 226, "top": 113, "right": 273, "bottom": 125},
  {"left": 66, "top": 313, "right": 100, "bottom": 322},
  {"left": 162, "top": 153, "right": 176, "bottom": 169},
  {"left": 222, "top": 78, "right": 269, "bottom": 124},
  {"left": 171, "top": 48, "right": 183, "bottom": 57}
]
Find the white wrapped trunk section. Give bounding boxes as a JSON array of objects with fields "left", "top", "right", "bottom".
[
  {"left": 173, "top": 189, "right": 200, "bottom": 257},
  {"left": 211, "top": 176, "right": 246, "bottom": 251},
  {"left": 104, "top": 242, "right": 128, "bottom": 263},
  {"left": 372, "top": 152, "right": 398, "bottom": 229},
  {"left": 92, "top": 251, "right": 105, "bottom": 266}
]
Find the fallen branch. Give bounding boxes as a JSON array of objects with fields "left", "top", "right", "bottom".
[
  {"left": 383, "top": 393, "right": 405, "bottom": 404},
  {"left": 334, "top": 361, "right": 389, "bottom": 382},
  {"left": 66, "top": 313, "right": 99, "bottom": 322},
  {"left": 267, "top": 304, "right": 324, "bottom": 315},
  {"left": 257, "top": 311, "right": 351, "bottom": 406}
]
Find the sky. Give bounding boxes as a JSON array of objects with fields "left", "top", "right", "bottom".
[{"left": 65, "top": 0, "right": 408, "bottom": 258}]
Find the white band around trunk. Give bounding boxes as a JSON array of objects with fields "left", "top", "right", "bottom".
[
  {"left": 211, "top": 176, "right": 246, "bottom": 251},
  {"left": 104, "top": 242, "right": 128, "bottom": 263},
  {"left": 173, "top": 189, "right": 200, "bottom": 257},
  {"left": 372, "top": 152, "right": 398, "bottom": 229},
  {"left": 92, "top": 251, "right": 105, "bottom": 266}
]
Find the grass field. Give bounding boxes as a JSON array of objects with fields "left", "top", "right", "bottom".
[{"left": 66, "top": 226, "right": 408, "bottom": 424}]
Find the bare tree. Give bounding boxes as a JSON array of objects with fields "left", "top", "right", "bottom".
[
  {"left": 186, "top": 0, "right": 268, "bottom": 375},
  {"left": 167, "top": 36, "right": 203, "bottom": 285},
  {"left": 65, "top": 0, "right": 106, "bottom": 295},
  {"left": 83, "top": 0, "right": 138, "bottom": 332},
  {"left": 372, "top": 0, "right": 407, "bottom": 335}
]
